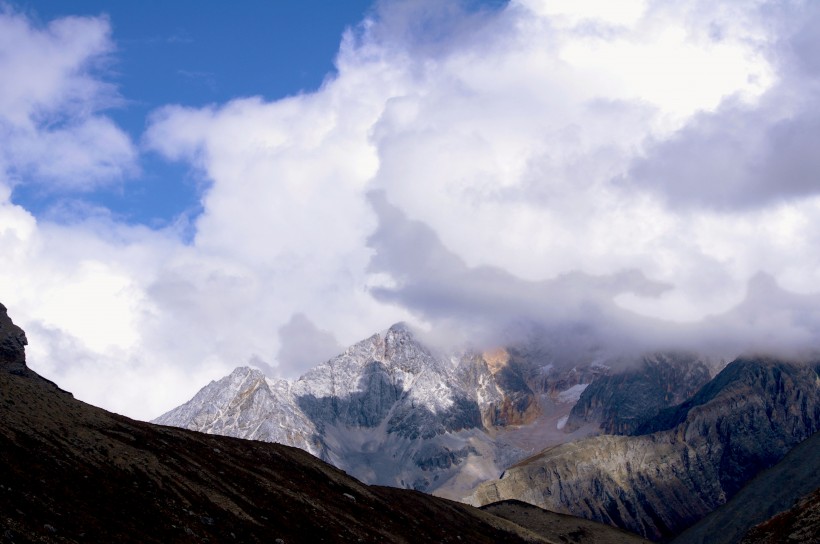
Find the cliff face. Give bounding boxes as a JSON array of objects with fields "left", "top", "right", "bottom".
[
  {"left": 471, "top": 358, "right": 820, "bottom": 541},
  {"left": 565, "top": 352, "right": 712, "bottom": 435},
  {"left": 157, "top": 315, "right": 728, "bottom": 502},
  {"left": 470, "top": 348, "right": 540, "bottom": 427}
]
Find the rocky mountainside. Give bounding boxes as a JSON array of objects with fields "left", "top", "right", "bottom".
[
  {"left": 0, "top": 302, "right": 581, "bottom": 544},
  {"left": 156, "top": 324, "right": 524, "bottom": 496},
  {"left": 564, "top": 352, "right": 712, "bottom": 434},
  {"left": 157, "top": 324, "right": 718, "bottom": 500},
  {"left": 672, "top": 422, "right": 820, "bottom": 544},
  {"left": 470, "top": 357, "right": 820, "bottom": 541}
]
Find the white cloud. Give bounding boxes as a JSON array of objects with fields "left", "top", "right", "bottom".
[
  {"left": 0, "top": 7, "right": 136, "bottom": 191},
  {"left": 3, "top": 0, "right": 820, "bottom": 421}
]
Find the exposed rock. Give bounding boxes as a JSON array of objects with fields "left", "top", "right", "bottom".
[
  {"left": 471, "top": 358, "right": 820, "bottom": 541},
  {"left": 0, "top": 303, "right": 27, "bottom": 372},
  {"left": 157, "top": 319, "right": 726, "bottom": 502},
  {"left": 479, "top": 348, "right": 540, "bottom": 427},
  {"left": 154, "top": 367, "right": 322, "bottom": 456},
  {"left": 156, "top": 324, "right": 518, "bottom": 495},
  {"left": 565, "top": 352, "right": 712, "bottom": 435}
]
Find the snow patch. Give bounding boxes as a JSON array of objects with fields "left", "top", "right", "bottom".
[
  {"left": 556, "top": 415, "right": 569, "bottom": 430},
  {"left": 557, "top": 383, "right": 589, "bottom": 403}
]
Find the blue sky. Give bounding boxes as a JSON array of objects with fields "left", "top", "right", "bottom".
[
  {"left": 3, "top": 0, "right": 820, "bottom": 419},
  {"left": 13, "top": 0, "right": 377, "bottom": 226},
  {"left": 13, "top": 0, "right": 507, "bottom": 228}
]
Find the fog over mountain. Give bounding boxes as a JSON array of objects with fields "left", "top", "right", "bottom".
[
  {"left": 368, "top": 192, "right": 820, "bottom": 362},
  {"left": 2, "top": 0, "right": 820, "bottom": 419}
]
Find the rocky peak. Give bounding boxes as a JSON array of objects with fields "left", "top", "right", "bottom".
[
  {"left": 383, "top": 322, "right": 444, "bottom": 375},
  {"left": 0, "top": 303, "right": 27, "bottom": 372}
]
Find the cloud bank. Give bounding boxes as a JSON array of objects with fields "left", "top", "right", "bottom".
[{"left": 2, "top": 0, "right": 820, "bottom": 419}]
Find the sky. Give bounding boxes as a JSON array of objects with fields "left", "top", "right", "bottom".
[{"left": 2, "top": 0, "right": 820, "bottom": 420}]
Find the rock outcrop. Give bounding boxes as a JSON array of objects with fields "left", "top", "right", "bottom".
[
  {"left": 471, "top": 358, "right": 820, "bottom": 541},
  {"left": 0, "top": 303, "right": 27, "bottom": 372}
]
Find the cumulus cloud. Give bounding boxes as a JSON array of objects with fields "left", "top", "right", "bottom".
[
  {"left": 367, "top": 191, "right": 820, "bottom": 362},
  {"left": 275, "top": 314, "right": 344, "bottom": 379},
  {"left": 366, "top": 189, "right": 675, "bottom": 358},
  {"left": 4, "top": 0, "right": 820, "bottom": 420},
  {"left": 629, "top": 2, "right": 820, "bottom": 209},
  {"left": 0, "top": 7, "right": 136, "bottom": 191}
]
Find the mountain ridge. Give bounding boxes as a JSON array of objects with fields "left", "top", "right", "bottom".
[
  {"left": 155, "top": 323, "right": 533, "bottom": 496},
  {"left": 156, "top": 320, "right": 726, "bottom": 508}
]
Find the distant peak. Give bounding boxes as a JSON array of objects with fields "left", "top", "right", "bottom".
[
  {"left": 226, "top": 366, "right": 267, "bottom": 380},
  {"left": 385, "top": 322, "right": 424, "bottom": 347}
]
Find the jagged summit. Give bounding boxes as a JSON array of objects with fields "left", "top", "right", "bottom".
[{"left": 157, "top": 322, "right": 501, "bottom": 494}]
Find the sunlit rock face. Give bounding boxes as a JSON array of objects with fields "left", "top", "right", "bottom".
[
  {"left": 154, "top": 366, "right": 323, "bottom": 456},
  {"left": 470, "top": 358, "right": 820, "bottom": 541},
  {"left": 157, "top": 321, "right": 633, "bottom": 497}
]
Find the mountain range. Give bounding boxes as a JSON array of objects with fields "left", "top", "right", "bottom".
[
  {"left": 158, "top": 320, "right": 820, "bottom": 542},
  {"left": 4, "top": 301, "right": 819, "bottom": 542},
  {"left": 155, "top": 323, "right": 717, "bottom": 501}
]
